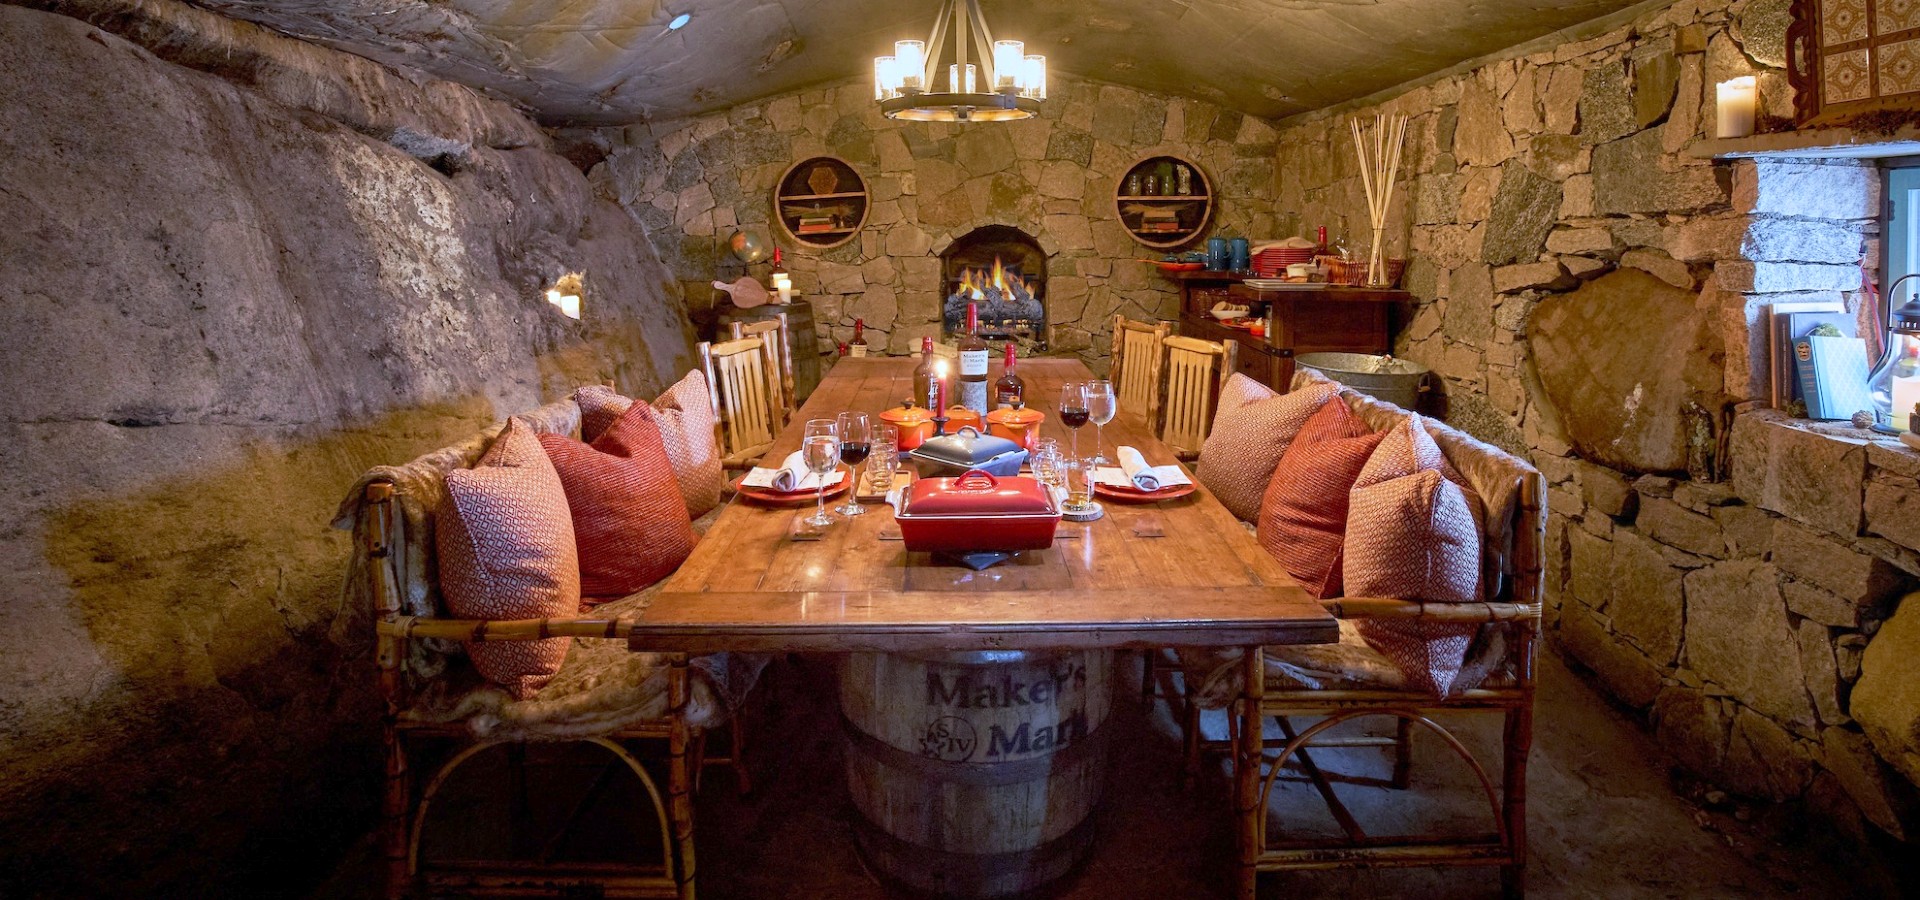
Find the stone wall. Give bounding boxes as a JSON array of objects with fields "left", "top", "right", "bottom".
[
  {"left": 598, "top": 76, "right": 1282, "bottom": 370},
  {"left": 1271, "top": 0, "right": 1920, "bottom": 844},
  {"left": 0, "top": 2, "right": 692, "bottom": 895}
]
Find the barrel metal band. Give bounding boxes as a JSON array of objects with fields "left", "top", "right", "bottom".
[{"left": 850, "top": 807, "right": 1099, "bottom": 889}]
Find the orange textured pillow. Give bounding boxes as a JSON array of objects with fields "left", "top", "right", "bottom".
[
  {"left": 438, "top": 417, "right": 579, "bottom": 699},
  {"left": 1345, "top": 414, "right": 1485, "bottom": 697},
  {"left": 539, "top": 402, "right": 698, "bottom": 602},
  {"left": 1256, "top": 399, "right": 1383, "bottom": 598},
  {"left": 576, "top": 372, "right": 725, "bottom": 519},
  {"left": 1198, "top": 374, "right": 1340, "bottom": 521}
]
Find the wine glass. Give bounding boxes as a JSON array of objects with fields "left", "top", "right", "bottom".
[
  {"left": 801, "top": 419, "right": 839, "bottom": 528},
  {"left": 836, "top": 412, "right": 871, "bottom": 517},
  {"left": 1087, "top": 380, "right": 1116, "bottom": 465},
  {"left": 1057, "top": 381, "right": 1089, "bottom": 462}
]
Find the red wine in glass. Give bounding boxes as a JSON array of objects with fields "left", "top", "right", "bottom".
[
  {"left": 839, "top": 441, "right": 871, "bottom": 466},
  {"left": 1059, "top": 408, "right": 1090, "bottom": 428}
]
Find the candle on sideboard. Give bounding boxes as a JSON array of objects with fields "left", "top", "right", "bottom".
[
  {"left": 1716, "top": 76, "right": 1756, "bottom": 138},
  {"left": 934, "top": 359, "right": 948, "bottom": 412}
]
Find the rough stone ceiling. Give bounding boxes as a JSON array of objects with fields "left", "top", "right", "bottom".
[{"left": 192, "top": 0, "right": 1647, "bottom": 124}]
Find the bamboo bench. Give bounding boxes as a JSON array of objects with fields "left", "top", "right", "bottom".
[
  {"left": 334, "top": 394, "right": 764, "bottom": 900},
  {"left": 1161, "top": 368, "right": 1546, "bottom": 899}
]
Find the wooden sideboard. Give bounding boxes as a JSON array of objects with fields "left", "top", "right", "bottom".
[{"left": 1175, "top": 282, "right": 1409, "bottom": 390}]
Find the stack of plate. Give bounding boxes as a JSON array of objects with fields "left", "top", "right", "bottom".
[{"left": 1252, "top": 245, "right": 1315, "bottom": 277}]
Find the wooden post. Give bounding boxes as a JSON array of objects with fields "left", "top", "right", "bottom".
[
  {"left": 668, "top": 654, "right": 697, "bottom": 900},
  {"left": 1236, "top": 645, "right": 1264, "bottom": 900},
  {"left": 364, "top": 484, "right": 414, "bottom": 900}
]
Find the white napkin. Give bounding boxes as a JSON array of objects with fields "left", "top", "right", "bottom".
[
  {"left": 742, "top": 451, "right": 845, "bottom": 492},
  {"left": 1096, "top": 446, "right": 1192, "bottom": 491}
]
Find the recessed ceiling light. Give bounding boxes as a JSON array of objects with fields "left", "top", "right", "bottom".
[{"left": 667, "top": 12, "right": 691, "bottom": 30}]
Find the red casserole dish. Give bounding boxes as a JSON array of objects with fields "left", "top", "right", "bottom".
[{"left": 895, "top": 469, "right": 1061, "bottom": 553}]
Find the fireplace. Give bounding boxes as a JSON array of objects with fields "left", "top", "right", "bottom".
[{"left": 940, "top": 225, "right": 1046, "bottom": 346}]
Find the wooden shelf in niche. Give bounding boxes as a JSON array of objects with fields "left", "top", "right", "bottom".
[
  {"left": 1114, "top": 154, "right": 1212, "bottom": 250},
  {"left": 775, "top": 157, "right": 869, "bottom": 250}
]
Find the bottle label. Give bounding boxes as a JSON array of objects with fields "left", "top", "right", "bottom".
[
  {"left": 849, "top": 344, "right": 867, "bottom": 358},
  {"left": 959, "top": 380, "right": 989, "bottom": 415},
  {"left": 959, "top": 349, "right": 988, "bottom": 376}
]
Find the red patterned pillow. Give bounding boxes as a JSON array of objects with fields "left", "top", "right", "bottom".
[
  {"left": 438, "top": 417, "right": 579, "bottom": 699},
  {"left": 1346, "top": 415, "right": 1485, "bottom": 697},
  {"left": 576, "top": 372, "right": 725, "bottom": 519},
  {"left": 1198, "top": 374, "right": 1340, "bottom": 521},
  {"left": 539, "top": 402, "right": 697, "bottom": 602},
  {"left": 1256, "top": 399, "right": 1383, "bottom": 598}
]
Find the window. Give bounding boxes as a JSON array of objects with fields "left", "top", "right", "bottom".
[{"left": 1890, "top": 165, "right": 1920, "bottom": 301}]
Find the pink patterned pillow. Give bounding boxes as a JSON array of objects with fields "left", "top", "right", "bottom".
[
  {"left": 576, "top": 372, "right": 725, "bottom": 519},
  {"left": 438, "top": 417, "right": 579, "bottom": 699},
  {"left": 1346, "top": 414, "right": 1484, "bottom": 697},
  {"left": 1198, "top": 374, "right": 1340, "bottom": 521},
  {"left": 1256, "top": 399, "right": 1383, "bottom": 598}
]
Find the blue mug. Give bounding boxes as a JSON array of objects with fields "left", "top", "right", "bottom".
[
  {"left": 1205, "top": 237, "right": 1229, "bottom": 271},
  {"left": 1229, "top": 237, "right": 1251, "bottom": 273}
]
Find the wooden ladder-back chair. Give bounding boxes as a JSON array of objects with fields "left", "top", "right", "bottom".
[
  {"left": 1167, "top": 371, "right": 1546, "bottom": 899},
  {"left": 1109, "top": 315, "right": 1170, "bottom": 429},
  {"left": 729, "top": 314, "right": 796, "bottom": 421},
  {"left": 1157, "top": 334, "right": 1237, "bottom": 459},
  {"left": 699, "top": 337, "right": 783, "bottom": 469}
]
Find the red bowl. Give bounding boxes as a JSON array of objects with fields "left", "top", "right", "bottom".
[{"left": 1155, "top": 261, "right": 1204, "bottom": 273}]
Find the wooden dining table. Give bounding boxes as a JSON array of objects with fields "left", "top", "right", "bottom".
[{"left": 631, "top": 355, "right": 1335, "bottom": 899}]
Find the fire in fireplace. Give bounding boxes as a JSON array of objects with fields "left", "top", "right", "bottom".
[
  {"left": 940, "top": 225, "right": 1047, "bottom": 345},
  {"left": 946, "top": 256, "right": 1044, "bottom": 339}
]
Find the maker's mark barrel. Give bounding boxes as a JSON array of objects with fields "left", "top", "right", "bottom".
[{"left": 839, "top": 650, "right": 1115, "bottom": 898}]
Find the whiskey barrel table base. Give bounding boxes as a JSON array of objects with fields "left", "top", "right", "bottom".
[{"left": 840, "top": 650, "right": 1115, "bottom": 899}]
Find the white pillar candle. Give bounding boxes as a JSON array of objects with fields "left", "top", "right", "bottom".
[{"left": 1716, "top": 76, "right": 1756, "bottom": 139}]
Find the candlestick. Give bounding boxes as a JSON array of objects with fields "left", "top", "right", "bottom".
[{"left": 1716, "top": 76, "right": 1756, "bottom": 139}]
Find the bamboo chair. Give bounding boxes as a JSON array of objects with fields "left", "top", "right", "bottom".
[
  {"left": 1157, "top": 335, "right": 1237, "bottom": 459},
  {"left": 1109, "top": 315, "right": 1170, "bottom": 429},
  {"left": 729, "top": 314, "right": 796, "bottom": 422},
  {"left": 1167, "top": 373, "right": 1546, "bottom": 900},
  {"left": 357, "top": 480, "right": 748, "bottom": 900},
  {"left": 699, "top": 337, "right": 784, "bottom": 469}
]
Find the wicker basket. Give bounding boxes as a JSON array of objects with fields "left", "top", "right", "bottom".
[{"left": 1317, "top": 255, "right": 1405, "bottom": 288}]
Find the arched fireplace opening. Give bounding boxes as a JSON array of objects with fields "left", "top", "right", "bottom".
[{"left": 940, "top": 225, "right": 1046, "bottom": 347}]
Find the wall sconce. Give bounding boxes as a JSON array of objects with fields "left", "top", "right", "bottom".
[
  {"left": 1716, "top": 76, "right": 1756, "bottom": 138},
  {"left": 545, "top": 272, "right": 584, "bottom": 319}
]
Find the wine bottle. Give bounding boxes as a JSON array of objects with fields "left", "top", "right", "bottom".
[
  {"left": 911, "top": 337, "right": 935, "bottom": 410},
  {"left": 958, "top": 303, "right": 990, "bottom": 416},
  {"left": 994, "top": 342, "right": 1025, "bottom": 409},
  {"left": 849, "top": 318, "right": 869, "bottom": 358}
]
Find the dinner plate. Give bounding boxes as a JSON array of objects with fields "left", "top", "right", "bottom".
[
  {"left": 735, "top": 464, "right": 853, "bottom": 505},
  {"left": 1093, "top": 481, "right": 1198, "bottom": 503}
]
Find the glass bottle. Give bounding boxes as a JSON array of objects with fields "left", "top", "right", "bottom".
[
  {"left": 958, "top": 303, "right": 991, "bottom": 416},
  {"left": 911, "top": 337, "right": 936, "bottom": 411},
  {"left": 994, "top": 343, "right": 1025, "bottom": 409},
  {"left": 849, "top": 318, "right": 869, "bottom": 358}
]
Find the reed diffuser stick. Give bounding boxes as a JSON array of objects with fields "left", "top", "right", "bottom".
[{"left": 1351, "top": 113, "right": 1408, "bottom": 286}]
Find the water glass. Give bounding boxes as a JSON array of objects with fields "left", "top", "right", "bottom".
[
  {"left": 868, "top": 437, "right": 898, "bottom": 494},
  {"left": 802, "top": 419, "right": 839, "bottom": 528},
  {"left": 1087, "top": 380, "right": 1116, "bottom": 465}
]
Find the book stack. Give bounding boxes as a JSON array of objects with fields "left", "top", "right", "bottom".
[
  {"left": 1138, "top": 209, "right": 1182, "bottom": 234},
  {"left": 796, "top": 215, "right": 837, "bottom": 235}
]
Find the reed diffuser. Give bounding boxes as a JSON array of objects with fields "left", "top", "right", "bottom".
[{"left": 1351, "top": 113, "right": 1408, "bottom": 288}]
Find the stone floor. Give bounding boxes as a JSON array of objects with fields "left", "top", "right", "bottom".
[{"left": 313, "top": 649, "right": 1896, "bottom": 899}]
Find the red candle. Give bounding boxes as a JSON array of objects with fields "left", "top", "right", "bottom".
[{"left": 935, "top": 360, "right": 948, "bottom": 411}]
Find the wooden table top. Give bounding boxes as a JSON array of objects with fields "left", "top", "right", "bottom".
[{"left": 631, "top": 357, "right": 1336, "bottom": 653}]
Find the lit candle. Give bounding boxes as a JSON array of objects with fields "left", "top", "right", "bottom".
[
  {"left": 1716, "top": 76, "right": 1756, "bottom": 139},
  {"left": 770, "top": 273, "right": 792, "bottom": 304},
  {"left": 934, "top": 359, "right": 948, "bottom": 411},
  {"left": 992, "top": 41, "right": 1023, "bottom": 91},
  {"left": 895, "top": 41, "right": 925, "bottom": 91}
]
